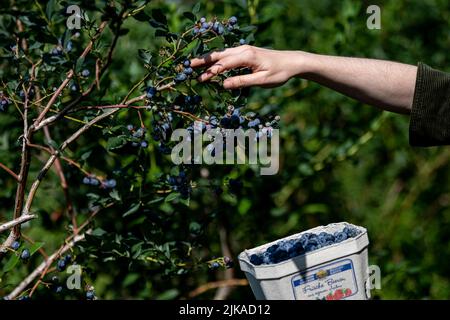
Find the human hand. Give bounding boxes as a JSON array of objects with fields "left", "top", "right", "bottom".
[{"left": 190, "top": 45, "right": 303, "bottom": 89}]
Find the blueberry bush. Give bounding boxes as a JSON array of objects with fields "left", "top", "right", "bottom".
[{"left": 0, "top": 0, "right": 449, "bottom": 300}]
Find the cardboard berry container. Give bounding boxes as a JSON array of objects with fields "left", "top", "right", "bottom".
[{"left": 238, "top": 222, "right": 370, "bottom": 300}]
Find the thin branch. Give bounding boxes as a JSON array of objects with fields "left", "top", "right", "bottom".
[
  {"left": 32, "top": 21, "right": 108, "bottom": 128},
  {"left": 0, "top": 162, "right": 19, "bottom": 182},
  {"left": 43, "top": 126, "right": 77, "bottom": 233},
  {"left": 187, "top": 279, "right": 248, "bottom": 299},
  {"left": 0, "top": 214, "right": 37, "bottom": 233}
]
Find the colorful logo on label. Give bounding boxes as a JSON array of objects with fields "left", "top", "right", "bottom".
[{"left": 291, "top": 259, "right": 358, "bottom": 300}]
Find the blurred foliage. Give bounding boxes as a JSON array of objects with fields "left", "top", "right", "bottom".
[{"left": 0, "top": 0, "right": 449, "bottom": 300}]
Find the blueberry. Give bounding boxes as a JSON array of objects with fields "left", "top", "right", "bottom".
[
  {"left": 249, "top": 254, "right": 262, "bottom": 265},
  {"left": 141, "top": 141, "right": 148, "bottom": 148},
  {"left": 55, "top": 286, "right": 63, "bottom": 293},
  {"left": 192, "top": 95, "right": 202, "bottom": 105},
  {"left": 64, "top": 254, "right": 72, "bottom": 264},
  {"left": 228, "top": 16, "right": 238, "bottom": 25},
  {"left": 210, "top": 262, "right": 220, "bottom": 270},
  {"left": 11, "top": 241, "right": 20, "bottom": 250},
  {"left": 272, "top": 247, "right": 289, "bottom": 263},
  {"left": 104, "top": 179, "right": 117, "bottom": 189},
  {"left": 201, "top": 22, "right": 209, "bottom": 29},
  {"left": 262, "top": 252, "right": 272, "bottom": 264},
  {"left": 66, "top": 41, "right": 73, "bottom": 52},
  {"left": 168, "top": 176, "right": 177, "bottom": 185},
  {"left": 192, "top": 27, "right": 200, "bottom": 35},
  {"left": 224, "top": 257, "right": 234, "bottom": 269},
  {"left": 51, "top": 276, "right": 59, "bottom": 283},
  {"left": 248, "top": 119, "right": 261, "bottom": 128},
  {"left": 334, "top": 231, "right": 348, "bottom": 242},
  {"left": 183, "top": 67, "right": 193, "bottom": 75},
  {"left": 217, "top": 25, "right": 225, "bottom": 35},
  {"left": 126, "top": 124, "right": 134, "bottom": 131},
  {"left": 232, "top": 108, "right": 240, "bottom": 116},
  {"left": 70, "top": 84, "right": 78, "bottom": 92},
  {"left": 213, "top": 21, "right": 220, "bottom": 31},
  {"left": 343, "top": 226, "right": 360, "bottom": 238},
  {"left": 230, "top": 114, "right": 240, "bottom": 128},
  {"left": 18, "top": 295, "right": 30, "bottom": 301},
  {"left": 57, "top": 259, "right": 66, "bottom": 271},
  {"left": 90, "top": 178, "right": 100, "bottom": 186},
  {"left": 199, "top": 27, "right": 207, "bottom": 33},
  {"left": 267, "top": 244, "right": 279, "bottom": 254},
  {"left": 199, "top": 17, "right": 206, "bottom": 23},
  {"left": 183, "top": 59, "right": 191, "bottom": 67},
  {"left": 81, "top": 69, "right": 90, "bottom": 77},
  {"left": 86, "top": 290, "right": 95, "bottom": 300},
  {"left": 220, "top": 116, "right": 231, "bottom": 128},
  {"left": 133, "top": 128, "right": 145, "bottom": 138},
  {"left": 51, "top": 47, "right": 60, "bottom": 56},
  {"left": 184, "top": 95, "right": 193, "bottom": 105},
  {"left": 239, "top": 39, "right": 246, "bottom": 45},
  {"left": 82, "top": 177, "right": 91, "bottom": 185},
  {"left": 146, "top": 86, "right": 157, "bottom": 99},
  {"left": 20, "top": 249, "right": 30, "bottom": 260},
  {"left": 174, "top": 73, "right": 187, "bottom": 83}
]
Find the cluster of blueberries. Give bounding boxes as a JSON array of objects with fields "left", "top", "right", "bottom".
[
  {"left": 83, "top": 175, "right": 117, "bottom": 189},
  {"left": 249, "top": 226, "right": 362, "bottom": 265},
  {"left": 10, "top": 241, "right": 32, "bottom": 262},
  {"left": 127, "top": 124, "right": 149, "bottom": 148},
  {"left": 192, "top": 16, "right": 245, "bottom": 45},
  {"left": 209, "top": 256, "right": 234, "bottom": 270},
  {"left": 19, "top": 87, "right": 35, "bottom": 101},
  {"left": 0, "top": 94, "right": 9, "bottom": 112},
  {"left": 173, "top": 59, "right": 195, "bottom": 83},
  {"left": 168, "top": 170, "right": 191, "bottom": 199},
  {"left": 56, "top": 254, "right": 73, "bottom": 272}
]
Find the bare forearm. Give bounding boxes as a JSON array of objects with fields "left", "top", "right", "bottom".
[{"left": 295, "top": 52, "right": 418, "bottom": 114}]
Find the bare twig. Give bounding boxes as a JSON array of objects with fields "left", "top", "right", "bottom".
[
  {"left": 188, "top": 279, "right": 248, "bottom": 298},
  {"left": 0, "top": 214, "right": 36, "bottom": 233},
  {"left": 32, "top": 21, "right": 108, "bottom": 128},
  {"left": 0, "top": 162, "right": 19, "bottom": 182},
  {"left": 43, "top": 126, "right": 77, "bottom": 233}
]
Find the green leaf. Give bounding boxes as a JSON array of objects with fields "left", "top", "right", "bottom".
[
  {"left": 151, "top": 9, "right": 167, "bottom": 25},
  {"left": 123, "top": 203, "right": 140, "bottom": 217},
  {"left": 155, "top": 29, "right": 168, "bottom": 38},
  {"left": 91, "top": 228, "right": 107, "bottom": 237},
  {"left": 29, "top": 242, "right": 44, "bottom": 255},
  {"left": 138, "top": 49, "right": 152, "bottom": 64},
  {"left": 46, "top": 0, "right": 58, "bottom": 20},
  {"left": 156, "top": 288, "right": 179, "bottom": 300},
  {"left": 192, "top": 3, "right": 201, "bottom": 14},
  {"left": 106, "top": 135, "right": 128, "bottom": 151},
  {"left": 239, "top": 25, "right": 257, "bottom": 33},
  {"left": 183, "top": 12, "right": 196, "bottom": 22},
  {"left": 109, "top": 189, "right": 121, "bottom": 201},
  {"left": 165, "top": 192, "right": 180, "bottom": 202},
  {"left": 3, "top": 254, "right": 19, "bottom": 273},
  {"left": 132, "top": 11, "right": 150, "bottom": 22}
]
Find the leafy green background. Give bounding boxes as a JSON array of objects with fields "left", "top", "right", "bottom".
[{"left": 1, "top": 0, "right": 449, "bottom": 299}]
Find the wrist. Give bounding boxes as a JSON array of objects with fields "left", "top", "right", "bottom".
[{"left": 289, "top": 51, "right": 320, "bottom": 79}]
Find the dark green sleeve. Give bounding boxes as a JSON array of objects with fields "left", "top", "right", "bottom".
[{"left": 409, "top": 62, "right": 450, "bottom": 147}]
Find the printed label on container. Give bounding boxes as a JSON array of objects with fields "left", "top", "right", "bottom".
[{"left": 291, "top": 259, "right": 358, "bottom": 300}]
